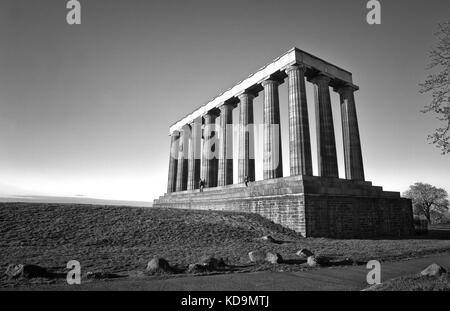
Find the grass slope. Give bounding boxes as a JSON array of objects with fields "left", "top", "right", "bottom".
[
  {"left": 1, "top": 202, "right": 450, "bottom": 288},
  {"left": 368, "top": 274, "right": 450, "bottom": 291}
]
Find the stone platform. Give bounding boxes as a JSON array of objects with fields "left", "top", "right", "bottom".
[{"left": 153, "top": 175, "right": 414, "bottom": 238}]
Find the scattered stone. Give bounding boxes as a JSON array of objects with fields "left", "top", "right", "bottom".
[
  {"left": 187, "top": 256, "right": 227, "bottom": 274},
  {"left": 306, "top": 256, "right": 318, "bottom": 267},
  {"left": 146, "top": 257, "right": 172, "bottom": 273},
  {"left": 5, "top": 264, "right": 51, "bottom": 279},
  {"left": 296, "top": 249, "right": 314, "bottom": 258},
  {"left": 420, "top": 264, "right": 447, "bottom": 277},
  {"left": 187, "top": 263, "right": 208, "bottom": 274},
  {"left": 249, "top": 250, "right": 266, "bottom": 263},
  {"left": 249, "top": 251, "right": 283, "bottom": 264},
  {"left": 265, "top": 252, "right": 283, "bottom": 264},
  {"left": 5, "top": 264, "right": 24, "bottom": 279},
  {"left": 199, "top": 256, "right": 226, "bottom": 270},
  {"left": 260, "top": 235, "right": 276, "bottom": 243}
]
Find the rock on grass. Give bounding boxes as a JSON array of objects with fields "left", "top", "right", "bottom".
[
  {"left": 146, "top": 257, "right": 173, "bottom": 274},
  {"left": 306, "top": 256, "right": 318, "bottom": 267},
  {"left": 265, "top": 252, "right": 283, "bottom": 264},
  {"left": 249, "top": 251, "right": 283, "bottom": 264},
  {"left": 187, "top": 264, "right": 208, "bottom": 274},
  {"left": 199, "top": 256, "right": 226, "bottom": 270},
  {"left": 420, "top": 264, "right": 447, "bottom": 277},
  {"left": 5, "top": 264, "right": 58, "bottom": 279},
  {"left": 248, "top": 251, "right": 266, "bottom": 263},
  {"left": 5, "top": 264, "right": 54, "bottom": 279},
  {"left": 260, "top": 235, "right": 276, "bottom": 243},
  {"left": 296, "top": 249, "right": 314, "bottom": 258}
]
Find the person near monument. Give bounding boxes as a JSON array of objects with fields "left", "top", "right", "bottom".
[{"left": 199, "top": 179, "right": 204, "bottom": 192}]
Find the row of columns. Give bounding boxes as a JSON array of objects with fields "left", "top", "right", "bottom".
[{"left": 167, "top": 64, "right": 364, "bottom": 193}]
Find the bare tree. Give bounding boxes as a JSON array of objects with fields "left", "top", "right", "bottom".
[
  {"left": 419, "top": 20, "right": 450, "bottom": 154},
  {"left": 403, "top": 182, "right": 449, "bottom": 224}
]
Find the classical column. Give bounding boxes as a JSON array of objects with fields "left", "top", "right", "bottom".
[
  {"left": 238, "top": 91, "right": 255, "bottom": 183},
  {"left": 337, "top": 85, "right": 365, "bottom": 181},
  {"left": 187, "top": 118, "right": 202, "bottom": 190},
  {"left": 217, "top": 103, "right": 234, "bottom": 186},
  {"left": 202, "top": 112, "right": 219, "bottom": 188},
  {"left": 175, "top": 125, "right": 190, "bottom": 191},
  {"left": 286, "top": 64, "right": 313, "bottom": 176},
  {"left": 262, "top": 78, "right": 283, "bottom": 179},
  {"left": 311, "top": 74, "right": 339, "bottom": 178},
  {"left": 166, "top": 131, "right": 180, "bottom": 193}
]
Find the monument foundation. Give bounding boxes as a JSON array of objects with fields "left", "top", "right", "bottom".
[{"left": 154, "top": 175, "right": 413, "bottom": 238}]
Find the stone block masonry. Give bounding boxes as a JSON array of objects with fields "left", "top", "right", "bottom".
[{"left": 154, "top": 175, "right": 414, "bottom": 238}]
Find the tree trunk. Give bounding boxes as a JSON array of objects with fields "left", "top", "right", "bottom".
[{"left": 425, "top": 207, "right": 431, "bottom": 224}]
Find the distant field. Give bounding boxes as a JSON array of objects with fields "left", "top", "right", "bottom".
[{"left": 1, "top": 202, "right": 450, "bottom": 288}]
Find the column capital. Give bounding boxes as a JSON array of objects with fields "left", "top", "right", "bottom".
[
  {"left": 180, "top": 124, "right": 191, "bottom": 131},
  {"left": 285, "top": 63, "right": 307, "bottom": 74},
  {"left": 219, "top": 102, "right": 234, "bottom": 112},
  {"left": 177, "top": 125, "right": 191, "bottom": 138},
  {"left": 310, "top": 74, "right": 332, "bottom": 86},
  {"left": 203, "top": 108, "right": 220, "bottom": 119},
  {"left": 237, "top": 90, "right": 256, "bottom": 101},
  {"left": 171, "top": 130, "right": 180, "bottom": 137},
  {"left": 188, "top": 117, "right": 202, "bottom": 126},
  {"left": 261, "top": 78, "right": 280, "bottom": 87},
  {"left": 334, "top": 83, "right": 359, "bottom": 95}
]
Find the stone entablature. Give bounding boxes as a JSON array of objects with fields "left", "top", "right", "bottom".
[{"left": 169, "top": 47, "right": 357, "bottom": 134}]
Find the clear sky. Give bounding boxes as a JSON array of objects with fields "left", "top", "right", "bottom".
[{"left": 1, "top": 0, "right": 449, "bottom": 202}]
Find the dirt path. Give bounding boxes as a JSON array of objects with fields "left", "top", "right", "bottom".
[{"left": 11, "top": 252, "right": 450, "bottom": 291}]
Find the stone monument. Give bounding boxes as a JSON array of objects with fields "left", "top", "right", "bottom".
[{"left": 153, "top": 47, "right": 414, "bottom": 238}]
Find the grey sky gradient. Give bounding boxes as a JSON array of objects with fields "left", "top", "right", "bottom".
[{"left": 1, "top": 0, "right": 449, "bottom": 202}]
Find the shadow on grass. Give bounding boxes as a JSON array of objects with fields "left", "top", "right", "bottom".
[
  {"left": 85, "top": 272, "right": 127, "bottom": 280},
  {"left": 273, "top": 240, "right": 298, "bottom": 245},
  {"left": 281, "top": 257, "right": 355, "bottom": 267},
  {"left": 280, "top": 259, "right": 307, "bottom": 265}
]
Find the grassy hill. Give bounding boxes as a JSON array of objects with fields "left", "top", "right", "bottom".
[
  {"left": 1, "top": 202, "right": 450, "bottom": 288},
  {"left": 0, "top": 203, "right": 299, "bottom": 281}
]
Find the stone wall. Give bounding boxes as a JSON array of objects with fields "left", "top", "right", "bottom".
[
  {"left": 153, "top": 175, "right": 414, "bottom": 238},
  {"left": 153, "top": 194, "right": 306, "bottom": 236},
  {"left": 304, "top": 194, "right": 413, "bottom": 238}
]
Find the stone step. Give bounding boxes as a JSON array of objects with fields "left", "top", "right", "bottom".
[{"left": 154, "top": 176, "right": 396, "bottom": 206}]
